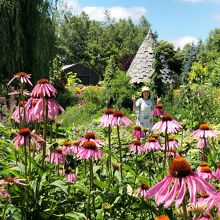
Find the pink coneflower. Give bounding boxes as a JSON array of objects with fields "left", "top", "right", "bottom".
[
  {"left": 196, "top": 163, "right": 214, "bottom": 181},
  {"left": 64, "top": 169, "right": 77, "bottom": 183},
  {"left": 62, "top": 141, "right": 76, "bottom": 155},
  {"left": 151, "top": 134, "right": 161, "bottom": 143},
  {"left": 0, "top": 188, "right": 10, "bottom": 201},
  {"left": 77, "top": 141, "right": 102, "bottom": 160},
  {"left": 11, "top": 101, "right": 31, "bottom": 123},
  {"left": 32, "top": 98, "right": 64, "bottom": 122},
  {"left": 152, "top": 114, "right": 182, "bottom": 134},
  {"left": 144, "top": 137, "right": 162, "bottom": 152},
  {"left": 8, "top": 72, "right": 32, "bottom": 86},
  {"left": 13, "top": 127, "right": 45, "bottom": 149},
  {"left": 132, "top": 125, "right": 145, "bottom": 139},
  {"left": 100, "top": 108, "right": 114, "bottom": 127},
  {"left": 191, "top": 124, "right": 217, "bottom": 138},
  {"left": 134, "top": 184, "right": 149, "bottom": 200},
  {"left": 110, "top": 111, "right": 132, "bottom": 127},
  {"left": 79, "top": 131, "right": 104, "bottom": 147},
  {"left": 197, "top": 138, "right": 209, "bottom": 149},
  {"left": 8, "top": 89, "right": 31, "bottom": 96},
  {"left": 129, "top": 140, "right": 145, "bottom": 154},
  {"left": 204, "top": 191, "right": 220, "bottom": 215},
  {"left": 215, "top": 163, "right": 220, "bottom": 181},
  {"left": 31, "top": 78, "right": 56, "bottom": 98},
  {"left": 152, "top": 104, "right": 164, "bottom": 117},
  {"left": 167, "top": 136, "right": 180, "bottom": 150},
  {"left": 0, "top": 177, "right": 27, "bottom": 186},
  {"left": 146, "top": 157, "right": 215, "bottom": 208},
  {"left": 165, "top": 149, "right": 179, "bottom": 158},
  {"left": 49, "top": 147, "right": 66, "bottom": 165}
]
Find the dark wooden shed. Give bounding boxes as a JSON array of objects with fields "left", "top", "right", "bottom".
[{"left": 62, "top": 64, "right": 99, "bottom": 85}]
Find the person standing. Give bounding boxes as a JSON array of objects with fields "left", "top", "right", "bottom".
[{"left": 132, "top": 87, "right": 160, "bottom": 130}]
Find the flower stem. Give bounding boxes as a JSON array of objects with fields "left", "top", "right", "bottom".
[
  {"left": 117, "top": 125, "right": 123, "bottom": 180},
  {"left": 2, "top": 198, "right": 8, "bottom": 220},
  {"left": 108, "top": 124, "right": 112, "bottom": 180},
  {"left": 24, "top": 136, "right": 27, "bottom": 178},
  {"left": 182, "top": 196, "right": 188, "bottom": 220},
  {"left": 163, "top": 122, "right": 168, "bottom": 173},
  {"left": 42, "top": 97, "right": 48, "bottom": 166}
]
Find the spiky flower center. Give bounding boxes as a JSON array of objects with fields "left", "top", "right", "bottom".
[
  {"left": 151, "top": 134, "right": 158, "bottom": 139},
  {"left": 19, "top": 127, "right": 30, "bottom": 136},
  {"left": 73, "top": 140, "right": 81, "bottom": 146},
  {"left": 63, "top": 141, "right": 72, "bottom": 146},
  {"left": 199, "top": 124, "right": 209, "bottom": 130},
  {"left": 85, "top": 132, "right": 96, "bottom": 139},
  {"left": 133, "top": 140, "right": 141, "bottom": 146},
  {"left": 19, "top": 101, "right": 26, "bottom": 107},
  {"left": 55, "top": 147, "right": 63, "bottom": 154},
  {"left": 32, "top": 99, "right": 39, "bottom": 107},
  {"left": 65, "top": 169, "right": 72, "bottom": 174},
  {"left": 83, "top": 141, "right": 97, "bottom": 150},
  {"left": 37, "top": 78, "right": 49, "bottom": 84},
  {"left": 141, "top": 184, "right": 149, "bottom": 190},
  {"left": 217, "top": 163, "right": 220, "bottom": 169},
  {"left": 199, "top": 161, "right": 208, "bottom": 167},
  {"left": 200, "top": 166, "right": 212, "bottom": 173},
  {"left": 148, "top": 137, "right": 156, "bottom": 142},
  {"left": 155, "top": 104, "right": 163, "bottom": 109},
  {"left": 3, "top": 177, "right": 15, "bottom": 183},
  {"left": 16, "top": 72, "right": 28, "bottom": 77},
  {"left": 162, "top": 114, "right": 173, "bottom": 121},
  {"left": 169, "top": 157, "right": 192, "bottom": 178},
  {"left": 113, "top": 111, "right": 124, "bottom": 118},
  {"left": 155, "top": 216, "right": 170, "bottom": 220},
  {"left": 200, "top": 193, "right": 209, "bottom": 198},
  {"left": 104, "top": 108, "right": 114, "bottom": 115},
  {"left": 134, "top": 125, "right": 142, "bottom": 131},
  {"left": 168, "top": 137, "right": 174, "bottom": 141}
]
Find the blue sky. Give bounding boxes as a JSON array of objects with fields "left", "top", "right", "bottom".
[{"left": 60, "top": 0, "right": 220, "bottom": 48}]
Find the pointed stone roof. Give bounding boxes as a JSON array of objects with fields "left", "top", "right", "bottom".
[{"left": 127, "top": 30, "right": 174, "bottom": 84}]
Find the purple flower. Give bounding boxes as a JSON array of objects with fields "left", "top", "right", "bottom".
[
  {"left": 31, "top": 79, "right": 56, "bottom": 98},
  {"left": 132, "top": 125, "right": 145, "bottom": 139},
  {"left": 129, "top": 140, "right": 145, "bottom": 154},
  {"left": 13, "top": 127, "right": 45, "bottom": 150},
  {"left": 191, "top": 124, "right": 217, "bottom": 138},
  {"left": 146, "top": 157, "right": 215, "bottom": 208},
  {"left": 8, "top": 72, "right": 32, "bottom": 86},
  {"left": 77, "top": 141, "right": 102, "bottom": 160},
  {"left": 152, "top": 114, "right": 182, "bottom": 134}
]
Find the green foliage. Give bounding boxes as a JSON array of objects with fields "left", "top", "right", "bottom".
[
  {"left": 107, "top": 71, "right": 134, "bottom": 108},
  {"left": 165, "top": 84, "right": 220, "bottom": 129},
  {"left": 188, "top": 62, "right": 208, "bottom": 84},
  {"left": 0, "top": 0, "right": 56, "bottom": 83},
  {"left": 56, "top": 12, "right": 150, "bottom": 78},
  {"left": 207, "top": 57, "right": 220, "bottom": 86}
]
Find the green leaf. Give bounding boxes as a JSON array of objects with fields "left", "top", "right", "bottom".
[
  {"left": 50, "top": 180, "right": 68, "bottom": 195},
  {"left": 65, "top": 212, "right": 86, "bottom": 220}
]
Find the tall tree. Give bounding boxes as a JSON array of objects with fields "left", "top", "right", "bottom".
[{"left": 0, "top": 0, "right": 57, "bottom": 83}]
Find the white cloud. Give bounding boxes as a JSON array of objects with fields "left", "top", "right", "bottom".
[
  {"left": 58, "top": 0, "right": 147, "bottom": 22},
  {"left": 82, "top": 6, "right": 147, "bottom": 21},
  {"left": 58, "top": 0, "right": 81, "bottom": 14},
  {"left": 213, "top": 13, "right": 220, "bottom": 22},
  {"left": 171, "top": 36, "right": 199, "bottom": 49}
]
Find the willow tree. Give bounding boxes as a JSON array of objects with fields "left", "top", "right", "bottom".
[{"left": 0, "top": 0, "right": 57, "bottom": 84}]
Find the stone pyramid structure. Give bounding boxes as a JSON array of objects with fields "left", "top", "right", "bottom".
[{"left": 127, "top": 30, "right": 174, "bottom": 84}]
